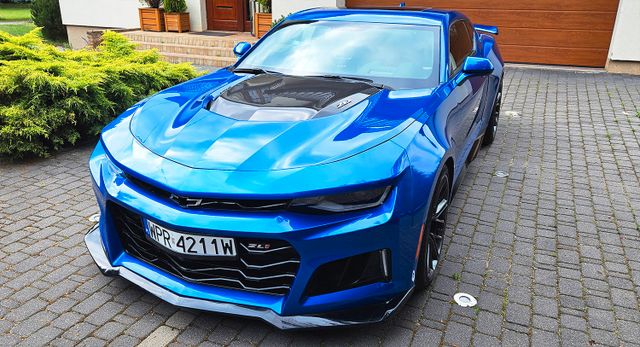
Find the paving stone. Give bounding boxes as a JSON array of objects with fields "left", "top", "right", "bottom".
[
  {"left": 1, "top": 68, "right": 639, "bottom": 346},
  {"left": 531, "top": 329, "right": 560, "bottom": 347},
  {"left": 443, "top": 321, "right": 472, "bottom": 347},
  {"left": 93, "top": 321, "right": 128, "bottom": 341},
  {"left": 411, "top": 326, "right": 442, "bottom": 346}
]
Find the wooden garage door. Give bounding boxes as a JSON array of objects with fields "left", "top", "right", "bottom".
[{"left": 345, "top": 0, "right": 619, "bottom": 67}]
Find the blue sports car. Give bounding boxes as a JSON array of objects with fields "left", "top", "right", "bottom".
[{"left": 85, "top": 8, "right": 503, "bottom": 329}]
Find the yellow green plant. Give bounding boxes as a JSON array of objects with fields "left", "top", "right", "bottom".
[{"left": 0, "top": 29, "right": 198, "bottom": 159}]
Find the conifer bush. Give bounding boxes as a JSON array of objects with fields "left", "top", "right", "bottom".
[
  {"left": 0, "top": 29, "right": 198, "bottom": 159},
  {"left": 30, "top": 0, "right": 66, "bottom": 40}
]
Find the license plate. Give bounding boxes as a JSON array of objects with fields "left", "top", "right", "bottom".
[{"left": 146, "top": 220, "right": 236, "bottom": 257}]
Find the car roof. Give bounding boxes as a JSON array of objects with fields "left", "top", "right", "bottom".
[{"left": 287, "top": 8, "right": 466, "bottom": 27}]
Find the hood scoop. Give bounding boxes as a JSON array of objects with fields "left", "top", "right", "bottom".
[{"left": 208, "top": 74, "right": 379, "bottom": 121}]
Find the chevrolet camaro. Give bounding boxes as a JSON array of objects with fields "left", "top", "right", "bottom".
[{"left": 85, "top": 8, "right": 503, "bottom": 329}]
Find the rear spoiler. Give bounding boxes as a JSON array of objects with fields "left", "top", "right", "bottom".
[{"left": 474, "top": 24, "right": 499, "bottom": 35}]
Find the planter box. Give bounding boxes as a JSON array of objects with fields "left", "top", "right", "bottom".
[
  {"left": 165, "top": 13, "right": 191, "bottom": 33},
  {"left": 139, "top": 8, "right": 165, "bottom": 32},
  {"left": 254, "top": 12, "right": 272, "bottom": 38}
]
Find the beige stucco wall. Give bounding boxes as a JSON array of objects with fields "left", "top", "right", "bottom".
[
  {"left": 65, "top": 25, "right": 105, "bottom": 50},
  {"left": 273, "top": 0, "right": 345, "bottom": 21}
]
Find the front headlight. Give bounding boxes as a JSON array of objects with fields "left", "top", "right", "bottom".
[
  {"left": 290, "top": 186, "right": 392, "bottom": 213},
  {"left": 105, "top": 156, "right": 124, "bottom": 178}
]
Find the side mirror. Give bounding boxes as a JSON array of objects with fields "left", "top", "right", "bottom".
[
  {"left": 454, "top": 57, "right": 494, "bottom": 85},
  {"left": 233, "top": 42, "right": 252, "bottom": 58}
]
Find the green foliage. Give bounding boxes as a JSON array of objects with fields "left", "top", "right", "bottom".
[
  {"left": 0, "top": 22, "right": 35, "bottom": 35},
  {"left": 0, "top": 29, "right": 198, "bottom": 159},
  {"left": 256, "top": 0, "right": 271, "bottom": 12},
  {"left": 139, "top": 0, "right": 162, "bottom": 8},
  {"left": 271, "top": 14, "right": 287, "bottom": 28},
  {"left": 0, "top": 3, "right": 32, "bottom": 21},
  {"left": 30, "top": 0, "right": 65, "bottom": 40},
  {"left": 164, "top": 0, "right": 186, "bottom": 13}
]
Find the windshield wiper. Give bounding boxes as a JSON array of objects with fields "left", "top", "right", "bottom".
[
  {"left": 231, "top": 67, "right": 282, "bottom": 75},
  {"left": 306, "top": 75, "right": 391, "bottom": 90}
]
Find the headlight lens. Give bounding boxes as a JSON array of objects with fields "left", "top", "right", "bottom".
[
  {"left": 290, "top": 186, "right": 392, "bottom": 213},
  {"left": 105, "top": 156, "right": 124, "bottom": 177}
]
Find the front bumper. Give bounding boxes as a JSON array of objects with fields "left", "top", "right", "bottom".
[{"left": 85, "top": 223, "right": 413, "bottom": 329}]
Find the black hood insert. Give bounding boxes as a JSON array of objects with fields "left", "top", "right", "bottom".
[{"left": 208, "top": 74, "right": 379, "bottom": 121}]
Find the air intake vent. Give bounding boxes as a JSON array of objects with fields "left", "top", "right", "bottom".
[{"left": 111, "top": 203, "right": 300, "bottom": 295}]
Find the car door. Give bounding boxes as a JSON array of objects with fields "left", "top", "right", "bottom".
[{"left": 446, "top": 20, "right": 487, "bottom": 173}]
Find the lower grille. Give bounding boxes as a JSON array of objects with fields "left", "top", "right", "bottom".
[{"left": 111, "top": 204, "right": 300, "bottom": 295}]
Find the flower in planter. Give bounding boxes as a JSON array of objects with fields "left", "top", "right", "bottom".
[
  {"left": 139, "top": 0, "right": 163, "bottom": 8},
  {"left": 164, "top": 0, "right": 187, "bottom": 13}
]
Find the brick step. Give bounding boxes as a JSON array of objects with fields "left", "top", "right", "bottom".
[
  {"left": 122, "top": 32, "right": 253, "bottom": 48},
  {"left": 131, "top": 41, "right": 236, "bottom": 58},
  {"left": 157, "top": 52, "right": 237, "bottom": 67}
]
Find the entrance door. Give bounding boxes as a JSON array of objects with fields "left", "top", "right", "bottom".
[{"left": 206, "top": 0, "right": 245, "bottom": 31}]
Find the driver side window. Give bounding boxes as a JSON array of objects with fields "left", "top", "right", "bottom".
[{"left": 449, "top": 20, "right": 474, "bottom": 77}]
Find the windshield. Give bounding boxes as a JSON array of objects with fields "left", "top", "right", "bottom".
[{"left": 236, "top": 21, "right": 440, "bottom": 90}]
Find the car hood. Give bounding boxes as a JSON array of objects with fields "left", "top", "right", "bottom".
[{"left": 129, "top": 69, "right": 434, "bottom": 171}]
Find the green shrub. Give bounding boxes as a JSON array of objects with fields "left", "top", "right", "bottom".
[
  {"left": 30, "top": 0, "right": 66, "bottom": 41},
  {"left": 164, "top": 0, "right": 187, "bottom": 13},
  {"left": 0, "top": 29, "right": 198, "bottom": 159},
  {"left": 256, "top": 0, "right": 271, "bottom": 12}
]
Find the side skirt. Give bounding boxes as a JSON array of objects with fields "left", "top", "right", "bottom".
[
  {"left": 453, "top": 135, "right": 484, "bottom": 197},
  {"left": 465, "top": 136, "right": 484, "bottom": 165}
]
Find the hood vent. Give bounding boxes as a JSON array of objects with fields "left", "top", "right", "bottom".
[{"left": 208, "top": 74, "right": 378, "bottom": 121}]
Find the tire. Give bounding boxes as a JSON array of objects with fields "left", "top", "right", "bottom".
[
  {"left": 415, "top": 168, "right": 451, "bottom": 290},
  {"left": 482, "top": 79, "right": 502, "bottom": 147}
]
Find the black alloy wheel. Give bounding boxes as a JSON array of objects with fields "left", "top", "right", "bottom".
[
  {"left": 416, "top": 169, "right": 450, "bottom": 289},
  {"left": 483, "top": 79, "right": 502, "bottom": 146}
]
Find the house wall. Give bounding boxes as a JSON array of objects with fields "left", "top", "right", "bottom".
[
  {"left": 272, "top": 0, "right": 344, "bottom": 21},
  {"left": 59, "top": 0, "right": 207, "bottom": 49},
  {"left": 59, "top": 0, "right": 141, "bottom": 29},
  {"left": 606, "top": 0, "right": 640, "bottom": 74}
]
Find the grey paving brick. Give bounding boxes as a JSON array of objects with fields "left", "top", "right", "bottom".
[
  {"left": 443, "top": 321, "right": 472, "bottom": 347},
  {"left": 531, "top": 329, "right": 560, "bottom": 347},
  {"left": 1, "top": 67, "right": 640, "bottom": 346},
  {"left": 411, "top": 326, "right": 442, "bottom": 346},
  {"left": 94, "top": 321, "right": 128, "bottom": 341}
]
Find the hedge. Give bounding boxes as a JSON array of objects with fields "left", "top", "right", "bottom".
[
  {"left": 31, "top": 0, "right": 66, "bottom": 41},
  {"left": 0, "top": 29, "right": 198, "bottom": 159}
]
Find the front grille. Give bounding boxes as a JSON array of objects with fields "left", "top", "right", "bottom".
[
  {"left": 126, "top": 174, "right": 290, "bottom": 211},
  {"left": 111, "top": 204, "right": 300, "bottom": 295}
]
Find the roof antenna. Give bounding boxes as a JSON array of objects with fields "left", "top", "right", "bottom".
[{"left": 399, "top": 2, "right": 406, "bottom": 7}]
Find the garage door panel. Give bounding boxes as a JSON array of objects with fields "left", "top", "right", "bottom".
[
  {"left": 460, "top": 10, "right": 616, "bottom": 31},
  {"left": 346, "top": 0, "right": 618, "bottom": 12},
  {"left": 501, "top": 45, "right": 608, "bottom": 67},
  {"left": 498, "top": 28, "right": 614, "bottom": 50},
  {"left": 345, "top": 0, "right": 618, "bottom": 67}
]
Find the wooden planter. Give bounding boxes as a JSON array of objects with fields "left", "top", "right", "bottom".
[
  {"left": 164, "top": 13, "right": 191, "bottom": 33},
  {"left": 254, "top": 12, "right": 272, "bottom": 38},
  {"left": 139, "top": 8, "right": 165, "bottom": 32}
]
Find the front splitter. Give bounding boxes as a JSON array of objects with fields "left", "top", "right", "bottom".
[{"left": 84, "top": 224, "right": 413, "bottom": 330}]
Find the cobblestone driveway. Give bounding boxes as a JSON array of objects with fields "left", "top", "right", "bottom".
[{"left": 1, "top": 67, "right": 640, "bottom": 346}]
